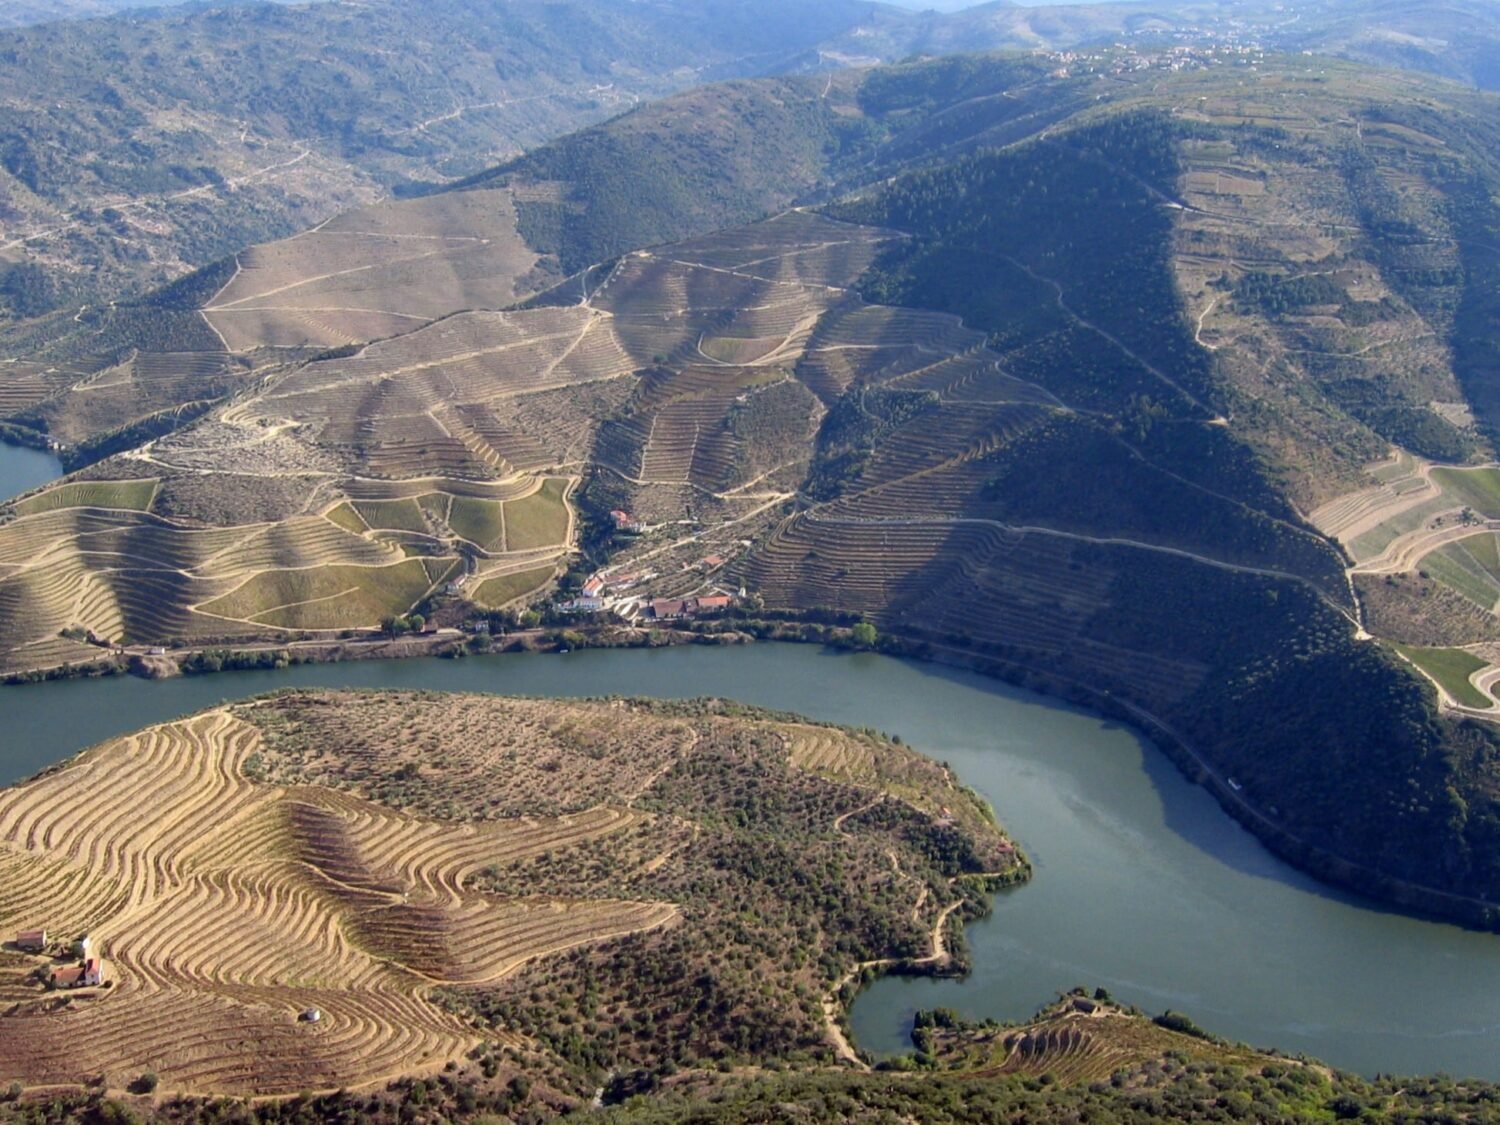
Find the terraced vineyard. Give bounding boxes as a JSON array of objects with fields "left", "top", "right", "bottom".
[
  {"left": 920, "top": 994, "right": 1267, "bottom": 1086},
  {"left": 202, "top": 191, "right": 541, "bottom": 353},
  {"left": 0, "top": 703, "right": 686, "bottom": 1095},
  {"left": 0, "top": 213, "right": 903, "bottom": 671},
  {"left": 1312, "top": 453, "right": 1500, "bottom": 709},
  {"left": 0, "top": 692, "right": 1020, "bottom": 1099}
]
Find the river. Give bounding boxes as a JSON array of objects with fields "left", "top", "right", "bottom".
[
  {"left": 0, "top": 440, "right": 62, "bottom": 502},
  {"left": 6, "top": 645, "right": 1500, "bottom": 1079}
]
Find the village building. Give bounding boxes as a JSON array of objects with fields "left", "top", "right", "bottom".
[
  {"left": 562, "top": 596, "right": 604, "bottom": 614},
  {"left": 49, "top": 953, "right": 107, "bottom": 990},
  {"left": 15, "top": 929, "right": 45, "bottom": 953},
  {"left": 649, "top": 598, "right": 690, "bottom": 621},
  {"left": 609, "top": 510, "right": 646, "bottom": 534},
  {"left": 647, "top": 594, "right": 735, "bottom": 621}
]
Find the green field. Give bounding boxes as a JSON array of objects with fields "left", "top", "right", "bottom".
[
  {"left": 351, "top": 499, "right": 429, "bottom": 533},
  {"left": 15, "top": 479, "right": 158, "bottom": 515},
  {"left": 447, "top": 495, "right": 506, "bottom": 550},
  {"left": 503, "top": 479, "right": 571, "bottom": 551},
  {"left": 1423, "top": 533, "right": 1500, "bottom": 610},
  {"left": 1391, "top": 643, "right": 1491, "bottom": 708},
  {"left": 324, "top": 503, "right": 369, "bottom": 535},
  {"left": 200, "top": 558, "right": 451, "bottom": 630},
  {"left": 1432, "top": 468, "right": 1500, "bottom": 520},
  {"left": 472, "top": 565, "right": 556, "bottom": 609}
]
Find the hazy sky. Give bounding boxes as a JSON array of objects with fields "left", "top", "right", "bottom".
[{"left": 885, "top": 0, "right": 1109, "bottom": 9}]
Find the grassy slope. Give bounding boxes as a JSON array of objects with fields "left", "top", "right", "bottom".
[
  {"left": 1393, "top": 644, "right": 1491, "bottom": 709},
  {"left": 472, "top": 565, "right": 556, "bottom": 609}
]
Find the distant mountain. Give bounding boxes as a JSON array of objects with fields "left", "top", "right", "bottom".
[
  {"left": 0, "top": 1, "right": 173, "bottom": 28},
  {"left": 816, "top": 0, "right": 1500, "bottom": 90},
  {"left": 883, "top": 0, "right": 1000, "bottom": 9},
  {"left": 0, "top": 0, "right": 895, "bottom": 322},
  {"left": 0, "top": 0, "right": 294, "bottom": 29},
  {"left": 7, "top": 0, "right": 1500, "bottom": 331}
]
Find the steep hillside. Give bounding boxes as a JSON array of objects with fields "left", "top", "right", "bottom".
[{"left": 0, "top": 55, "right": 1059, "bottom": 455}]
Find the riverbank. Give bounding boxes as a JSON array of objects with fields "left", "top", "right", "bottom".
[
  {"left": 9, "top": 643, "right": 1500, "bottom": 1078},
  {"left": 8, "top": 608, "right": 1498, "bottom": 935}
]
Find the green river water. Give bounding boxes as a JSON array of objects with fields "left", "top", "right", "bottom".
[{"left": 3, "top": 445, "right": 1499, "bottom": 1080}]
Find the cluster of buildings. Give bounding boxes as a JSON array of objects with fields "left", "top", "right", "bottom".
[
  {"left": 646, "top": 595, "right": 733, "bottom": 621},
  {"left": 1043, "top": 43, "right": 1270, "bottom": 80},
  {"left": 16, "top": 929, "right": 109, "bottom": 990}
]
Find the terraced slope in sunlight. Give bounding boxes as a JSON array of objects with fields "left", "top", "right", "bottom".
[
  {"left": 0, "top": 705, "right": 677, "bottom": 1095},
  {"left": 0, "top": 691, "right": 1021, "bottom": 1099}
]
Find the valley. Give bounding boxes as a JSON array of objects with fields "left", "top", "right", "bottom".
[
  {"left": 6, "top": 50, "right": 1500, "bottom": 933},
  {"left": 12, "top": 2, "right": 1500, "bottom": 1114}
]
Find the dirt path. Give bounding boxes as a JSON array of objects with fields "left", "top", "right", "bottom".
[
  {"left": 1003, "top": 255, "right": 1224, "bottom": 422},
  {"left": 801, "top": 512, "right": 1358, "bottom": 626},
  {"left": 1194, "top": 294, "right": 1221, "bottom": 351},
  {"left": 819, "top": 791, "right": 979, "bottom": 1068}
]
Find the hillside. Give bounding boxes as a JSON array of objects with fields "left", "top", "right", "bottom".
[
  {"left": 8, "top": 49, "right": 1500, "bottom": 928},
  {"left": 0, "top": 54, "right": 1060, "bottom": 460},
  {"left": 0, "top": 691, "right": 1020, "bottom": 1099},
  {"left": 10, "top": 986, "right": 1500, "bottom": 1119},
  {"left": 0, "top": 0, "right": 892, "bottom": 323},
  {"left": 10, "top": 0, "right": 1500, "bottom": 339}
]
